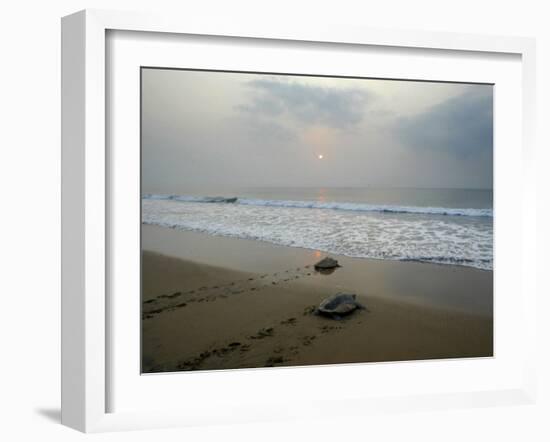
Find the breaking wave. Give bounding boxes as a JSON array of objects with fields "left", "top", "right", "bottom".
[
  {"left": 142, "top": 194, "right": 492, "bottom": 218},
  {"left": 142, "top": 197, "right": 493, "bottom": 270}
]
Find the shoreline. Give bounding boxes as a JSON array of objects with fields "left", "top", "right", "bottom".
[
  {"left": 141, "top": 225, "right": 493, "bottom": 373},
  {"left": 142, "top": 224, "right": 493, "bottom": 316},
  {"left": 143, "top": 221, "right": 493, "bottom": 272}
]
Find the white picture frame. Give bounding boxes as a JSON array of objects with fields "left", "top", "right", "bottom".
[{"left": 61, "top": 9, "right": 537, "bottom": 433}]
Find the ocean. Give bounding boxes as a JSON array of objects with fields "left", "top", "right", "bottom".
[{"left": 142, "top": 187, "right": 493, "bottom": 271}]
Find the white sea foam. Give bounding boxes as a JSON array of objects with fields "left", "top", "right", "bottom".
[{"left": 142, "top": 198, "right": 493, "bottom": 270}]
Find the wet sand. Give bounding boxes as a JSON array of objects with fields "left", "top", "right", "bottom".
[{"left": 141, "top": 226, "right": 493, "bottom": 373}]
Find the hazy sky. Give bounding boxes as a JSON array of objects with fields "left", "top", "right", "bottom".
[{"left": 141, "top": 68, "right": 493, "bottom": 193}]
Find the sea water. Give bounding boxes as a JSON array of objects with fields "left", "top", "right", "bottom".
[{"left": 142, "top": 187, "right": 493, "bottom": 270}]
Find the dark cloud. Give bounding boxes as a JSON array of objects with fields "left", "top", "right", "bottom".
[
  {"left": 397, "top": 87, "right": 493, "bottom": 159},
  {"left": 238, "top": 78, "right": 370, "bottom": 128},
  {"left": 237, "top": 95, "right": 284, "bottom": 117},
  {"left": 244, "top": 118, "right": 294, "bottom": 142}
]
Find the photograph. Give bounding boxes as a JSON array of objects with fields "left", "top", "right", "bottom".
[{"left": 140, "top": 68, "right": 494, "bottom": 373}]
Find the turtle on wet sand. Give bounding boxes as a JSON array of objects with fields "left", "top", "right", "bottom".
[
  {"left": 314, "top": 257, "right": 341, "bottom": 271},
  {"left": 315, "top": 293, "right": 365, "bottom": 320}
]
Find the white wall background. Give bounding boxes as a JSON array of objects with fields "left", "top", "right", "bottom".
[{"left": 0, "top": 1, "right": 548, "bottom": 441}]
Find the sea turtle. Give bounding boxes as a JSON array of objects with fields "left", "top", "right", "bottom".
[
  {"left": 314, "top": 257, "right": 341, "bottom": 271},
  {"left": 315, "top": 293, "right": 365, "bottom": 320}
]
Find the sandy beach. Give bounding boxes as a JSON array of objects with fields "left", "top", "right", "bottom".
[{"left": 141, "top": 225, "right": 493, "bottom": 373}]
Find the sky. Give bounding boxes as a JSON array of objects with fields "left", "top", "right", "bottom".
[{"left": 141, "top": 68, "right": 493, "bottom": 193}]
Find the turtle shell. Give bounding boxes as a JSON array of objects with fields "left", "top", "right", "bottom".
[
  {"left": 314, "top": 257, "right": 340, "bottom": 270},
  {"left": 317, "top": 293, "right": 361, "bottom": 316}
]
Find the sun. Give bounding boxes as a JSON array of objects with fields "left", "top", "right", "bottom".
[{"left": 318, "top": 154, "right": 324, "bottom": 160}]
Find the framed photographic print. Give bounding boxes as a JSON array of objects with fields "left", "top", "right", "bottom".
[
  {"left": 61, "top": 9, "right": 537, "bottom": 433},
  {"left": 140, "top": 67, "right": 495, "bottom": 374}
]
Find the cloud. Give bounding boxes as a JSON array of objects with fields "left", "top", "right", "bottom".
[
  {"left": 397, "top": 87, "right": 493, "bottom": 159},
  {"left": 238, "top": 78, "right": 370, "bottom": 128},
  {"left": 236, "top": 115, "right": 295, "bottom": 143}
]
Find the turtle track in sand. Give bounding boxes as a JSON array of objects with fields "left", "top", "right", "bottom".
[
  {"left": 142, "top": 264, "right": 320, "bottom": 319},
  {"left": 146, "top": 304, "right": 359, "bottom": 372}
]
